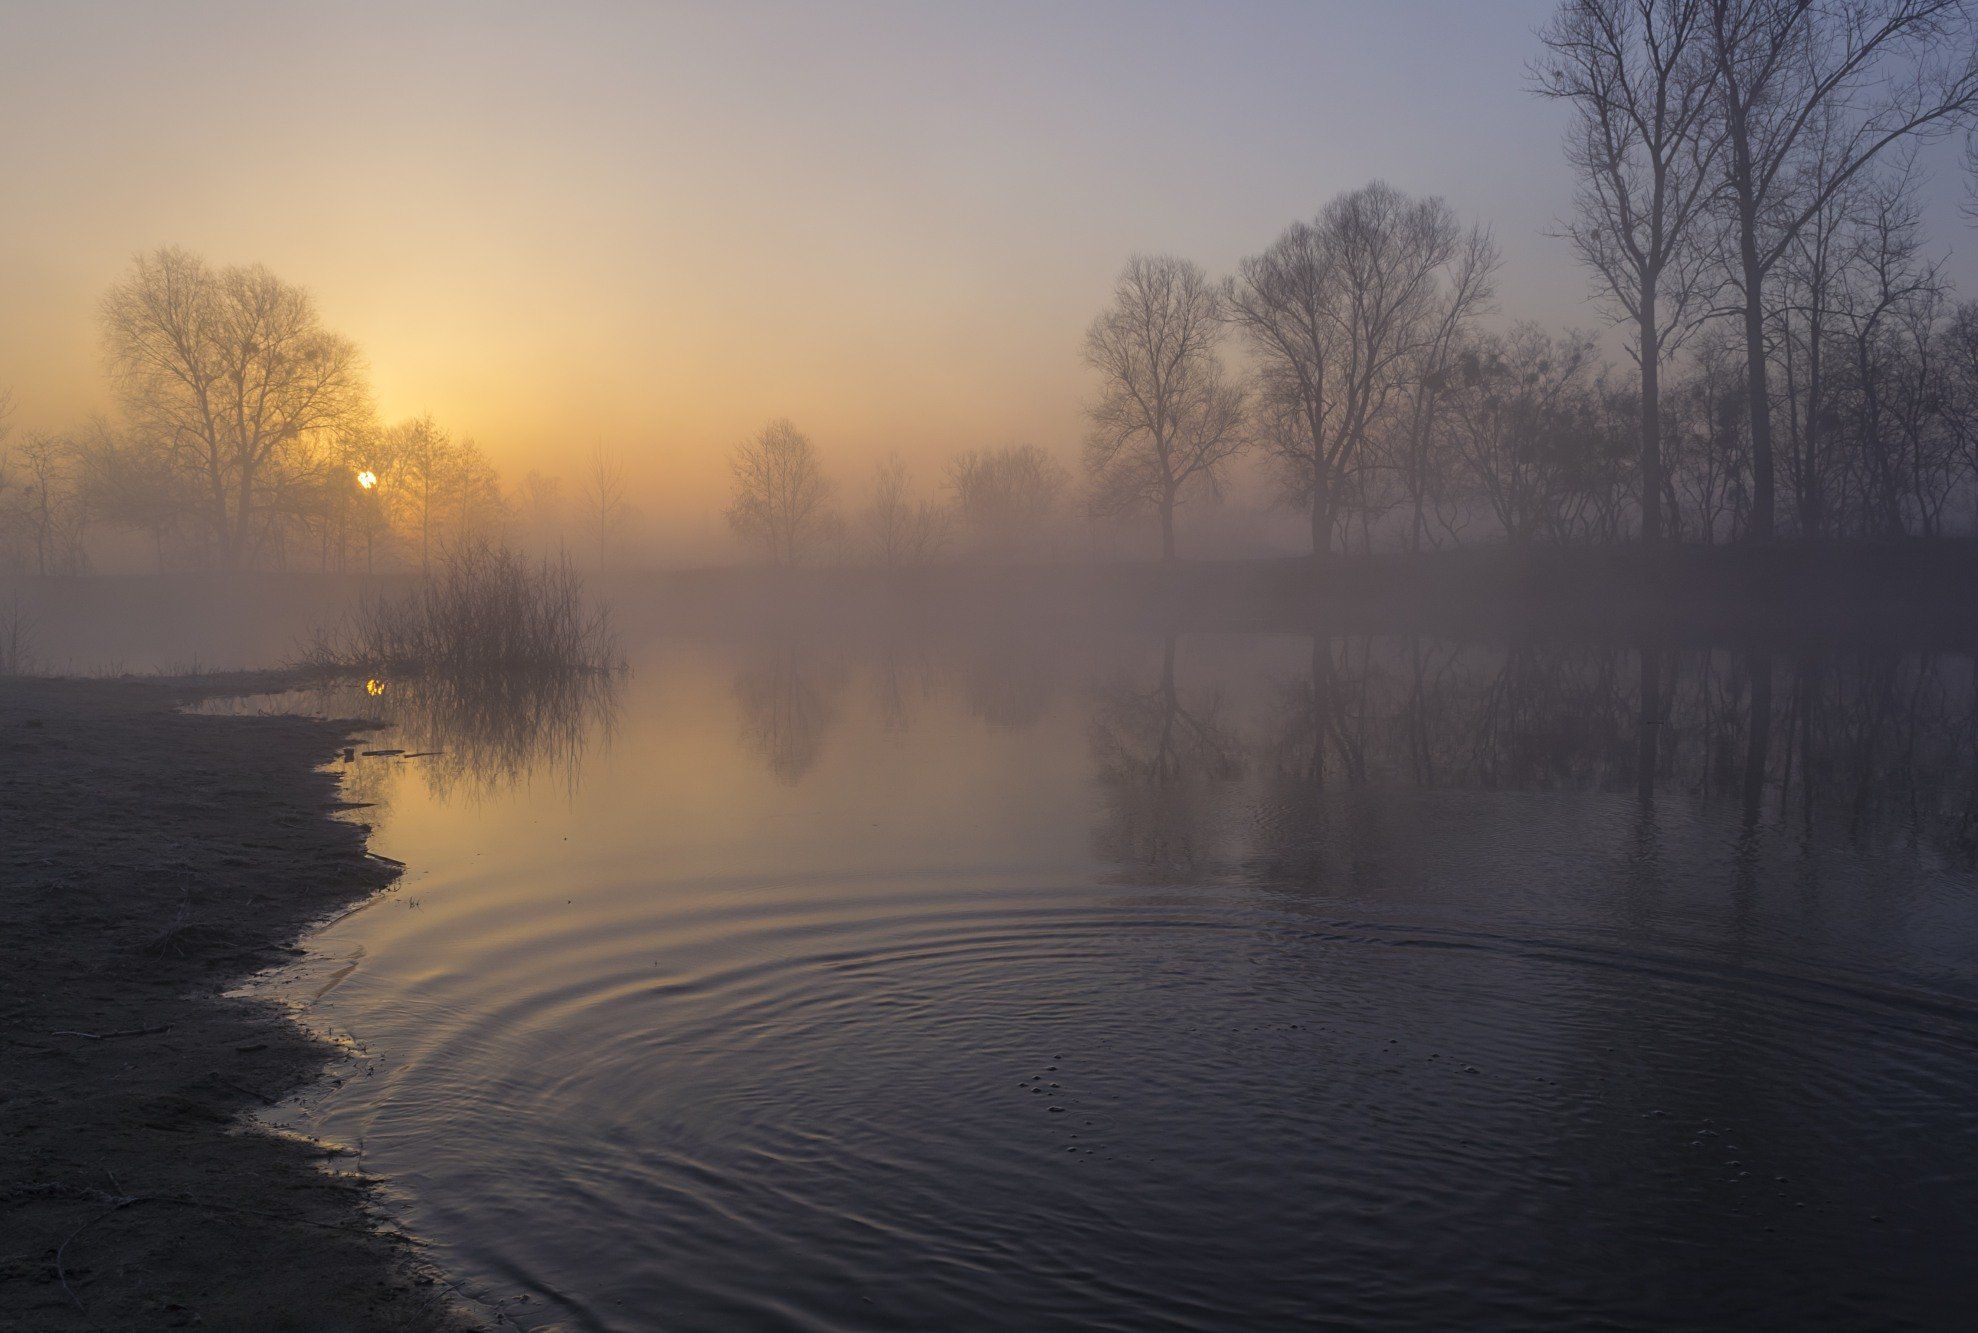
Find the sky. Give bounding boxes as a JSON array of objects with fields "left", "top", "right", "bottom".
[{"left": 3, "top": 0, "right": 1974, "bottom": 540}]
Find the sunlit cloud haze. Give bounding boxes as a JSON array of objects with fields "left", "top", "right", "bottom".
[{"left": 3, "top": 0, "right": 1973, "bottom": 553}]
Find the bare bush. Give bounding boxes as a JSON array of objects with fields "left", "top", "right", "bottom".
[{"left": 300, "top": 541, "right": 618, "bottom": 676}]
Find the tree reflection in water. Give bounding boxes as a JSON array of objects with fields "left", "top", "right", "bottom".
[
  {"left": 732, "top": 644, "right": 845, "bottom": 785},
  {"left": 1089, "top": 635, "right": 1245, "bottom": 880},
  {"left": 312, "top": 666, "right": 619, "bottom": 801}
]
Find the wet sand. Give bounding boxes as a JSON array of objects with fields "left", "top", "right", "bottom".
[{"left": 0, "top": 675, "right": 473, "bottom": 1330}]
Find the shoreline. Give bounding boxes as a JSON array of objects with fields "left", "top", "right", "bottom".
[{"left": 0, "top": 673, "right": 472, "bottom": 1330}]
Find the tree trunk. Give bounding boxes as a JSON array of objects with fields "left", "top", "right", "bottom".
[
  {"left": 1159, "top": 492, "right": 1176, "bottom": 563},
  {"left": 1309, "top": 453, "right": 1329, "bottom": 572},
  {"left": 1638, "top": 296, "right": 1664, "bottom": 547},
  {"left": 1739, "top": 223, "right": 1776, "bottom": 540}
]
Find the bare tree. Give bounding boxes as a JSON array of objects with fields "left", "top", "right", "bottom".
[
  {"left": 1445, "top": 325, "right": 1608, "bottom": 546},
  {"left": 1226, "top": 184, "right": 1474, "bottom": 563},
  {"left": 1084, "top": 255, "right": 1247, "bottom": 561},
  {"left": 1389, "top": 229, "right": 1500, "bottom": 551},
  {"left": 100, "top": 247, "right": 371, "bottom": 569},
  {"left": 581, "top": 445, "right": 632, "bottom": 570},
  {"left": 1538, "top": 0, "right": 1725, "bottom": 545},
  {"left": 7, "top": 433, "right": 83, "bottom": 575},
  {"left": 75, "top": 421, "right": 195, "bottom": 572},
  {"left": 727, "top": 418, "right": 835, "bottom": 565},
  {"left": 946, "top": 443, "right": 1069, "bottom": 556},
  {"left": 1701, "top": 0, "right": 1978, "bottom": 539},
  {"left": 386, "top": 415, "right": 458, "bottom": 573},
  {"left": 864, "top": 454, "right": 948, "bottom": 568}
]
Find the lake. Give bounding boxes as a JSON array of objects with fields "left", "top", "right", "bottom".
[{"left": 229, "top": 624, "right": 1978, "bottom": 1329}]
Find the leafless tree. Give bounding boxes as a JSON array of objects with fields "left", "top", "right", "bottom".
[
  {"left": 1538, "top": 0, "right": 1725, "bottom": 545},
  {"left": 1389, "top": 229, "right": 1500, "bottom": 551},
  {"left": 581, "top": 445, "right": 632, "bottom": 570},
  {"left": 1831, "top": 171, "right": 1953, "bottom": 534},
  {"left": 516, "top": 469, "right": 565, "bottom": 558},
  {"left": 727, "top": 418, "right": 835, "bottom": 565},
  {"left": 946, "top": 443, "right": 1070, "bottom": 556},
  {"left": 386, "top": 415, "right": 458, "bottom": 573},
  {"left": 1770, "top": 111, "right": 1874, "bottom": 536},
  {"left": 1226, "top": 184, "right": 1476, "bottom": 563},
  {"left": 74, "top": 421, "right": 195, "bottom": 571},
  {"left": 1084, "top": 255, "right": 1247, "bottom": 561},
  {"left": 100, "top": 247, "right": 371, "bottom": 569},
  {"left": 380, "top": 416, "right": 509, "bottom": 572},
  {"left": 864, "top": 454, "right": 948, "bottom": 567},
  {"left": 1445, "top": 325, "right": 1609, "bottom": 545},
  {"left": 1700, "top": 0, "right": 1978, "bottom": 539},
  {"left": 1668, "top": 328, "right": 1753, "bottom": 540},
  {"left": 6, "top": 433, "right": 85, "bottom": 574}
]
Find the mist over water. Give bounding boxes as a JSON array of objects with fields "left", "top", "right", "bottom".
[{"left": 217, "top": 619, "right": 1978, "bottom": 1330}]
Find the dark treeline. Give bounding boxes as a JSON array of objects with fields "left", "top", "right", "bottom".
[{"left": 1079, "top": 0, "right": 1978, "bottom": 563}]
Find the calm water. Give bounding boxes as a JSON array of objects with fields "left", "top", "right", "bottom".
[{"left": 241, "top": 628, "right": 1978, "bottom": 1330}]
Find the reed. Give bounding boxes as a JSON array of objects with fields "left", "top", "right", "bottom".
[{"left": 300, "top": 542, "right": 618, "bottom": 676}]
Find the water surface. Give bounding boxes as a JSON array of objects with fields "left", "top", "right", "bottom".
[{"left": 255, "top": 629, "right": 1978, "bottom": 1329}]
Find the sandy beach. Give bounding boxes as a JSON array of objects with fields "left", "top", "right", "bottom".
[{"left": 0, "top": 674, "right": 470, "bottom": 1330}]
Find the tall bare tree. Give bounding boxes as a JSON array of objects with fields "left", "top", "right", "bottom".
[
  {"left": 1084, "top": 255, "right": 1246, "bottom": 561},
  {"left": 1227, "top": 184, "right": 1477, "bottom": 563},
  {"left": 727, "top": 418, "right": 835, "bottom": 565},
  {"left": 581, "top": 445, "right": 632, "bottom": 570},
  {"left": 100, "top": 247, "right": 370, "bottom": 569},
  {"left": 1701, "top": 0, "right": 1978, "bottom": 539},
  {"left": 386, "top": 415, "right": 458, "bottom": 573},
  {"left": 1538, "top": 0, "right": 1725, "bottom": 545}
]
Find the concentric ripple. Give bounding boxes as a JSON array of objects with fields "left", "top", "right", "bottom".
[{"left": 265, "top": 639, "right": 1978, "bottom": 1330}]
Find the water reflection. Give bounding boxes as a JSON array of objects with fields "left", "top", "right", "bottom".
[
  {"left": 303, "top": 667, "right": 619, "bottom": 800},
  {"left": 1089, "top": 635, "right": 1244, "bottom": 879},
  {"left": 321, "top": 629, "right": 1978, "bottom": 865},
  {"left": 278, "top": 627, "right": 1978, "bottom": 1330},
  {"left": 731, "top": 643, "right": 844, "bottom": 784}
]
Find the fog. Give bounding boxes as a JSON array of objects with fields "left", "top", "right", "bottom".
[
  {"left": 14, "top": 5, "right": 1978, "bottom": 1329},
  {"left": 5, "top": 0, "right": 1973, "bottom": 576}
]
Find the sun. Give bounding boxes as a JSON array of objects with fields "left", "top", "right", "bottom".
[{"left": 356, "top": 469, "right": 379, "bottom": 490}]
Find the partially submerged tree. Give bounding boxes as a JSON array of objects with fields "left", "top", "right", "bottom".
[
  {"left": 100, "top": 247, "right": 371, "bottom": 569},
  {"left": 727, "top": 418, "right": 835, "bottom": 565},
  {"left": 1084, "top": 255, "right": 1246, "bottom": 561}
]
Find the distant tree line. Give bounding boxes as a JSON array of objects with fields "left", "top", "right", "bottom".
[
  {"left": 724, "top": 418, "right": 1083, "bottom": 567},
  {"left": 0, "top": 247, "right": 635, "bottom": 576}
]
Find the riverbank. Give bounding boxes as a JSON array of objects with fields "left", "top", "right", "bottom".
[{"left": 0, "top": 674, "right": 472, "bottom": 1330}]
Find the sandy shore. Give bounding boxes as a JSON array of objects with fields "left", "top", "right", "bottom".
[{"left": 0, "top": 675, "right": 473, "bottom": 1330}]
